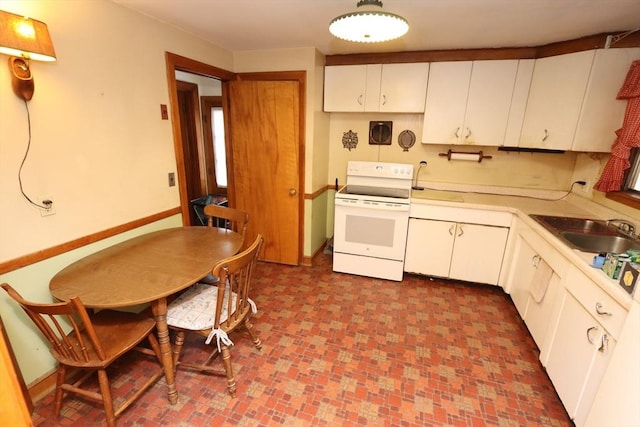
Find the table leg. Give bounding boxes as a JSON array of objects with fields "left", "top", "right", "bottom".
[{"left": 151, "top": 298, "right": 178, "bottom": 404}]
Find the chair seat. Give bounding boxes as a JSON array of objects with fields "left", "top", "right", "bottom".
[
  {"left": 55, "top": 310, "right": 157, "bottom": 368},
  {"left": 168, "top": 283, "right": 256, "bottom": 331}
]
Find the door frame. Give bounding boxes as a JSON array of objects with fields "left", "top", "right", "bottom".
[
  {"left": 165, "top": 52, "right": 235, "bottom": 225},
  {"left": 164, "top": 53, "right": 306, "bottom": 264}
]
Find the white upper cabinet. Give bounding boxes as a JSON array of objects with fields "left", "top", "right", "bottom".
[
  {"left": 422, "top": 60, "right": 530, "bottom": 146},
  {"left": 323, "top": 65, "right": 368, "bottom": 112},
  {"left": 519, "top": 50, "right": 595, "bottom": 150},
  {"left": 572, "top": 48, "right": 640, "bottom": 152},
  {"left": 421, "top": 61, "right": 471, "bottom": 144},
  {"left": 323, "top": 63, "right": 429, "bottom": 113}
]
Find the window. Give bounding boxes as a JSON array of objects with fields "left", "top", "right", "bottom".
[
  {"left": 211, "top": 107, "right": 227, "bottom": 187},
  {"left": 606, "top": 148, "right": 640, "bottom": 209},
  {"left": 201, "top": 96, "right": 227, "bottom": 195}
]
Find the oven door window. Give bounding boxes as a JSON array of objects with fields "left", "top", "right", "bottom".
[{"left": 334, "top": 204, "right": 409, "bottom": 261}]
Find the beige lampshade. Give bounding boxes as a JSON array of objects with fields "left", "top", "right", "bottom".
[{"left": 0, "top": 10, "right": 56, "bottom": 61}]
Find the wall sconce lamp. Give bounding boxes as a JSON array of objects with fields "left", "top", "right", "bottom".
[{"left": 0, "top": 10, "right": 56, "bottom": 101}]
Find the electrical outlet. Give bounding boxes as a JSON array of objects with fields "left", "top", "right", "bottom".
[
  {"left": 577, "top": 180, "right": 591, "bottom": 194},
  {"left": 168, "top": 172, "right": 176, "bottom": 187},
  {"left": 39, "top": 196, "right": 56, "bottom": 216}
]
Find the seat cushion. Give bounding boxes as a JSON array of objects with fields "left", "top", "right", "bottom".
[{"left": 167, "top": 283, "right": 237, "bottom": 331}]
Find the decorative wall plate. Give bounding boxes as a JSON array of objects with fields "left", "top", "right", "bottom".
[
  {"left": 398, "top": 130, "right": 416, "bottom": 151},
  {"left": 342, "top": 130, "right": 358, "bottom": 151}
]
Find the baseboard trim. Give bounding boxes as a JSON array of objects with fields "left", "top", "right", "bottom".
[
  {"left": 28, "top": 369, "right": 58, "bottom": 403},
  {"left": 301, "top": 239, "right": 329, "bottom": 267}
]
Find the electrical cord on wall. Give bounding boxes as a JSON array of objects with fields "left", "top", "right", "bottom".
[
  {"left": 18, "top": 99, "right": 50, "bottom": 209},
  {"left": 420, "top": 181, "right": 587, "bottom": 201}
]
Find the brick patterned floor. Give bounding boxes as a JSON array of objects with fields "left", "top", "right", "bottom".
[{"left": 30, "top": 253, "right": 572, "bottom": 426}]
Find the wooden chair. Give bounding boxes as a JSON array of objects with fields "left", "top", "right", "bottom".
[
  {"left": 203, "top": 204, "right": 248, "bottom": 242},
  {"left": 166, "top": 234, "right": 264, "bottom": 397},
  {"left": 0, "top": 283, "right": 164, "bottom": 427},
  {"left": 200, "top": 204, "right": 250, "bottom": 284}
]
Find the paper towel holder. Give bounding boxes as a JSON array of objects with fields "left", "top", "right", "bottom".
[{"left": 439, "top": 149, "right": 492, "bottom": 163}]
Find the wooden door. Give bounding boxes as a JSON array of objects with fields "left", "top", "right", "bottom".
[
  {"left": 177, "top": 80, "right": 205, "bottom": 225},
  {"left": 226, "top": 79, "right": 302, "bottom": 265}
]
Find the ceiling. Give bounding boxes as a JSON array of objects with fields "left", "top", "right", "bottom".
[{"left": 112, "top": 0, "right": 640, "bottom": 56}]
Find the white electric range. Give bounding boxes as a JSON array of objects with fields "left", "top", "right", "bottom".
[{"left": 333, "top": 161, "right": 414, "bottom": 281}]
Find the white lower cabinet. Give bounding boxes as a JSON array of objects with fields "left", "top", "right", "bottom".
[
  {"left": 404, "top": 218, "right": 509, "bottom": 285},
  {"left": 585, "top": 302, "right": 640, "bottom": 427},
  {"left": 544, "top": 266, "right": 627, "bottom": 426},
  {"left": 506, "top": 226, "right": 567, "bottom": 350}
]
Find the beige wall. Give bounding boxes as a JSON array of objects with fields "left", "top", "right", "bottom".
[
  {"left": 0, "top": 0, "right": 234, "bottom": 384},
  {"left": 0, "top": 0, "right": 233, "bottom": 262},
  {"left": 573, "top": 153, "right": 640, "bottom": 223},
  {"left": 327, "top": 113, "right": 579, "bottom": 190}
]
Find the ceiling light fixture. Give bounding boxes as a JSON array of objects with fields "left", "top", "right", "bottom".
[
  {"left": 0, "top": 10, "right": 56, "bottom": 101},
  {"left": 329, "top": 0, "right": 409, "bottom": 43}
]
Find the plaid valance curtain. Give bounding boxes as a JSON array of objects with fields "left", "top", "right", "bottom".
[{"left": 594, "top": 60, "right": 640, "bottom": 192}]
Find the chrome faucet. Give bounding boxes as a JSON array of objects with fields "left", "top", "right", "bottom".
[{"left": 606, "top": 219, "right": 637, "bottom": 236}]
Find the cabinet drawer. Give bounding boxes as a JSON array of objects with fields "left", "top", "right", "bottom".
[
  {"left": 565, "top": 266, "right": 628, "bottom": 340},
  {"left": 409, "top": 204, "right": 512, "bottom": 226}
]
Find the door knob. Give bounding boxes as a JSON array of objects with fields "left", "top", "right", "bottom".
[{"left": 289, "top": 188, "right": 297, "bottom": 196}]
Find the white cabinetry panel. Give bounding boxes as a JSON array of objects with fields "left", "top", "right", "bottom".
[
  {"left": 324, "top": 63, "right": 428, "bottom": 112},
  {"left": 323, "top": 65, "right": 368, "bottom": 112},
  {"left": 422, "top": 61, "right": 472, "bottom": 144},
  {"left": 519, "top": 50, "right": 595, "bottom": 150},
  {"left": 572, "top": 47, "right": 640, "bottom": 152},
  {"left": 422, "top": 60, "right": 527, "bottom": 146},
  {"left": 448, "top": 222, "right": 509, "bottom": 284},
  {"left": 405, "top": 217, "right": 508, "bottom": 286},
  {"left": 377, "top": 63, "right": 429, "bottom": 112},
  {"left": 405, "top": 218, "right": 454, "bottom": 278},
  {"left": 545, "top": 266, "right": 626, "bottom": 426}
]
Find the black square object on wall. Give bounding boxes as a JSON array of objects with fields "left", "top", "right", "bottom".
[{"left": 369, "top": 121, "right": 392, "bottom": 145}]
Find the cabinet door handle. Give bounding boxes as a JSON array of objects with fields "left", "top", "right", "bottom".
[
  {"left": 595, "top": 302, "right": 612, "bottom": 316},
  {"left": 381, "top": 95, "right": 387, "bottom": 105},
  {"left": 586, "top": 326, "right": 599, "bottom": 345},
  {"left": 357, "top": 95, "right": 363, "bottom": 105},
  {"left": 465, "top": 128, "right": 472, "bottom": 139},
  {"left": 531, "top": 254, "right": 541, "bottom": 268},
  {"left": 598, "top": 334, "right": 609, "bottom": 353},
  {"left": 542, "top": 129, "right": 549, "bottom": 142},
  {"left": 457, "top": 225, "right": 464, "bottom": 237},
  {"left": 449, "top": 225, "right": 455, "bottom": 236},
  {"left": 454, "top": 127, "right": 460, "bottom": 138}
]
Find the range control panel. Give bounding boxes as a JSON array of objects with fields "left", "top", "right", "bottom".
[{"left": 346, "top": 161, "right": 413, "bottom": 179}]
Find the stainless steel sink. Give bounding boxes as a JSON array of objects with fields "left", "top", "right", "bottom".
[
  {"left": 530, "top": 215, "right": 616, "bottom": 235},
  {"left": 559, "top": 231, "right": 640, "bottom": 253},
  {"left": 530, "top": 214, "right": 640, "bottom": 253}
]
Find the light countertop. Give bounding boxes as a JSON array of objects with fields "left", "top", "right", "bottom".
[{"left": 410, "top": 188, "right": 639, "bottom": 308}]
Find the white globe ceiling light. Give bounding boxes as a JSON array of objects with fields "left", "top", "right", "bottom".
[{"left": 329, "top": 0, "right": 409, "bottom": 43}]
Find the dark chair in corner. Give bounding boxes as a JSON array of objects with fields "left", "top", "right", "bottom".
[
  {"left": 1, "top": 283, "right": 164, "bottom": 427},
  {"left": 166, "top": 234, "right": 264, "bottom": 397}
]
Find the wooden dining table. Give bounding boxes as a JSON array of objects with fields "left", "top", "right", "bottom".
[{"left": 49, "top": 226, "right": 242, "bottom": 405}]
